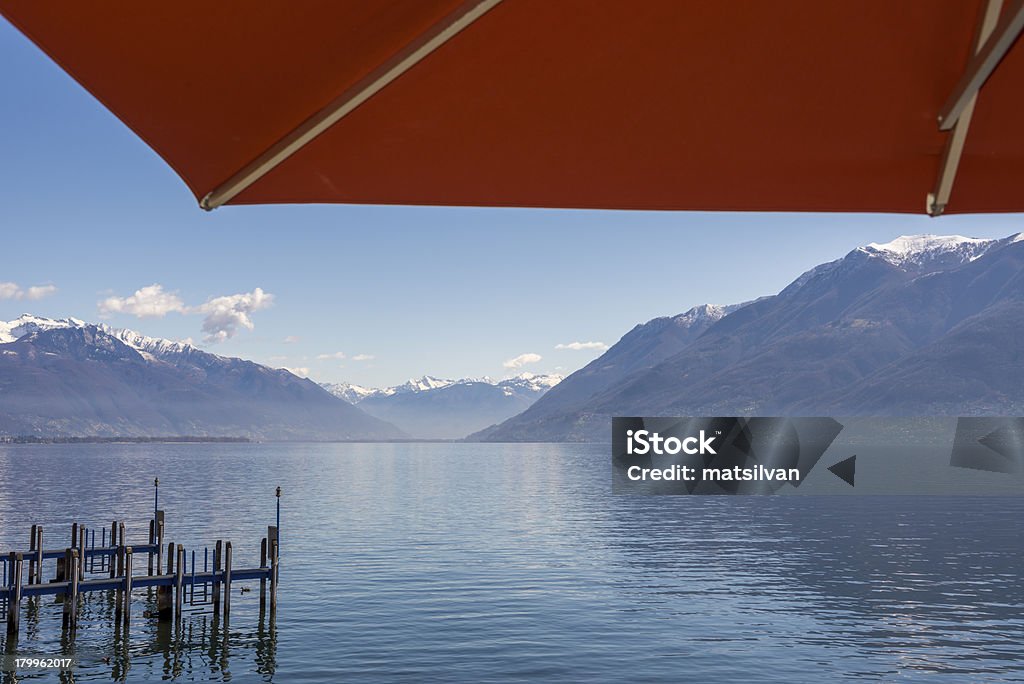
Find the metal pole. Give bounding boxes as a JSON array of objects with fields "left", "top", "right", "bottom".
[
  {"left": 276, "top": 486, "right": 281, "bottom": 551},
  {"left": 154, "top": 477, "right": 159, "bottom": 517}
]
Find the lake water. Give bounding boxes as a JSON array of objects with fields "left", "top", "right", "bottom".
[{"left": 1, "top": 442, "right": 1023, "bottom": 682}]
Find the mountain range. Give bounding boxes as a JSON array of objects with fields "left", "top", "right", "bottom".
[
  {"left": 472, "top": 233, "right": 1024, "bottom": 442},
  {"left": 0, "top": 316, "right": 404, "bottom": 440},
  {"left": 321, "top": 374, "right": 562, "bottom": 439}
]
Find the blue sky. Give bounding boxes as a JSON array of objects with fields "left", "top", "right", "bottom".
[{"left": 2, "top": 19, "right": 1022, "bottom": 387}]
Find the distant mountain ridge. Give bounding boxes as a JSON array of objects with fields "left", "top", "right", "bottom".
[
  {"left": 472, "top": 233, "right": 1024, "bottom": 442},
  {"left": 321, "top": 373, "right": 563, "bottom": 439},
  {"left": 0, "top": 315, "right": 404, "bottom": 440}
]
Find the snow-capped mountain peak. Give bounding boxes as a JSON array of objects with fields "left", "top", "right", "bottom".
[
  {"left": 96, "top": 324, "right": 195, "bottom": 359},
  {"left": 321, "top": 373, "right": 563, "bottom": 404},
  {"left": 671, "top": 303, "right": 743, "bottom": 329},
  {"left": 858, "top": 234, "right": 996, "bottom": 268},
  {"left": 499, "top": 372, "right": 563, "bottom": 392},
  {"left": 395, "top": 376, "right": 458, "bottom": 394},
  {"left": 0, "top": 314, "right": 86, "bottom": 343},
  {"left": 318, "top": 382, "right": 380, "bottom": 404},
  {"left": 0, "top": 314, "right": 195, "bottom": 357}
]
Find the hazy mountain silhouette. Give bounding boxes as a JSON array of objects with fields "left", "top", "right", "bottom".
[
  {"left": 323, "top": 374, "right": 561, "bottom": 439},
  {"left": 0, "top": 320, "right": 404, "bottom": 440}
]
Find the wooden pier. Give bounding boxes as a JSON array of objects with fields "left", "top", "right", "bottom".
[{"left": 0, "top": 484, "right": 280, "bottom": 637}]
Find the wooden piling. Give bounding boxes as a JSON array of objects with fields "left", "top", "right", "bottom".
[
  {"left": 7, "top": 552, "right": 22, "bottom": 635},
  {"left": 34, "top": 526, "right": 43, "bottom": 584},
  {"left": 79, "top": 526, "right": 87, "bottom": 580},
  {"left": 28, "top": 525, "right": 37, "bottom": 585},
  {"left": 147, "top": 520, "right": 155, "bottom": 576},
  {"left": 259, "top": 537, "right": 268, "bottom": 610},
  {"left": 62, "top": 549, "right": 78, "bottom": 630},
  {"left": 223, "top": 542, "right": 232, "bottom": 615},
  {"left": 69, "top": 550, "right": 80, "bottom": 631},
  {"left": 156, "top": 541, "right": 174, "bottom": 621},
  {"left": 114, "top": 545, "right": 125, "bottom": 621},
  {"left": 174, "top": 545, "right": 184, "bottom": 621},
  {"left": 212, "top": 540, "right": 222, "bottom": 614},
  {"left": 268, "top": 526, "right": 279, "bottom": 612},
  {"left": 71, "top": 522, "right": 78, "bottom": 549},
  {"left": 123, "top": 547, "right": 133, "bottom": 625},
  {"left": 156, "top": 514, "right": 164, "bottom": 573},
  {"left": 109, "top": 522, "right": 118, "bottom": 579}
]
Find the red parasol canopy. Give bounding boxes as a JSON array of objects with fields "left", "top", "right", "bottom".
[{"left": 2, "top": 0, "right": 1022, "bottom": 214}]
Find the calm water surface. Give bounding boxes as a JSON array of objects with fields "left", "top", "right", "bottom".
[{"left": 0, "top": 443, "right": 1022, "bottom": 682}]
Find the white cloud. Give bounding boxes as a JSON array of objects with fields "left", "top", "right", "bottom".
[
  {"left": 503, "top": 352, "right": 542, "bottom": 369},
  {"left": 195, "top": 288, "right": 274, "bottom": 343},
  {"left": 282, "top": 367, "right": 310, "bottom": 378},
  {"left": 99, "top": 284, "right": 186, "bottom": 318},
  {"left": 283, "top": 335, "right": 301, "bottom": 344},
  {"left": 352, "top": 354, "right": 375, "bottom": 362},
  {"left": 1, "top": 282, "right": 58, "bottom": 301},
  {"left": 96, "top": 284, "right": 273, "bottom": 345},
  {"left": 26, "top": 285, "right": 58, "bottom": 300},
  {"left": 317, "top": 351, "right": 346, "bottom": 360},
  {"left": 555, "top": 341, "right": 609, "bottom": 352}
]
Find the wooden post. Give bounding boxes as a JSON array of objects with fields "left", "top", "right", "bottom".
[
  {"left": 114, "top": 545, "right": 125, "bottom": 621},
  {"left": 147, "top": 520, "right": 155, "bottom": 576},
  {"left": 34, "top": 526, "right": 43, "bottom": 584},
  {"left": 79, "top": 527, "right": 87, "bottom": 580},
  {"left": 71, "top": 522, "right": 78, "bottom": 549},
  {"left": 61, "top": 548, "right": 71, "bottom": 606},
  {"left": 109, "top": 522, "right": 118, "bottom": 579},
  {"left": 212, "top": 540, "right": 222, "bottom": 614},
  {"left": 7, "top": 552, "right": 22, "bottom": 635},
  {"left": 69, "top": 550, "right": 80, "bottom": 631},
  {"left": 268, "top": 526, "right": 279, "bottom": 612},
  {"left": 174, "top": 545, "right": 184, "bottom": 622},
  {"left": 157, "top": 541, "right": 174, "bottom": 621},
  {"left": 223, "top": 542, "right": 232, "bottom": 616},
  {"left": 123, "top": 547, "right": 133, "bottom": 625},
  {"left": 259, "top": 537, "right": 268, "bottom": 611},
  {"left": 62, "top": 550, "right": 77, "bottom": 630},
  {"left": 156, "top": 516, "right": 164, "bottom": 574},
  {"left": 28, "top": 525, "right": 37, "bottom": 585}
]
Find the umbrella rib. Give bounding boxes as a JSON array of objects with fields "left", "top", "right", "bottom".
[
  {"left": 937, "top": 0, "right": 1024, "bottom": 132},
  {"left": 199, "top": 0, "right": 503, "bottom": 210},
  {"left": 928, "top": 0, "right": 1005, "bottom": 216}
]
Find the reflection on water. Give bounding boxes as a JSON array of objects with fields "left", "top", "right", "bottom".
[
  {"left": 0, "top": 442, "right": 1022, "bottom": 682},
  {"left": 1, "top": 589, "right": 276, "bottom": 682}
]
